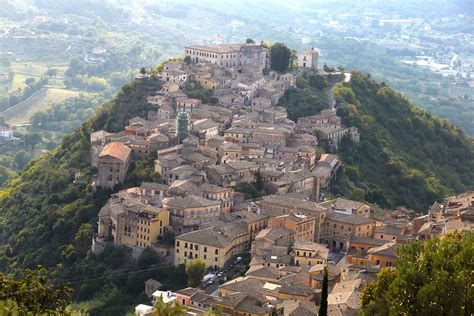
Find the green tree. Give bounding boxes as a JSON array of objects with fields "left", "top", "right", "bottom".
[
  {"left": 290, "top": 49, "right": 297, "bottom": 68},
  {"left": 349, "top": 187, "right": 366, "bottom": 202},
  {"left": 137, "top": 247, "right": 161, "bottom": 268},
  {"left": 185, "top": 259, "right": 206, "bottom": 287},
  {"left": 319, "top": 267, "right": 328, "bottom": 316},
  {"left": 13, "top": 150, "right": 30, "bottom": 169},
  {"left": 309, "top": 74, "right": 328, "bottom": 90},
  {"left": 23, "top": 132, "right": 42, "bottom": 151},
  {"left": 176, "top": 112, "right": 190, "bottom": 144},
  {"left": 270, "top": 43, "right": 291, "bottom": 73},
  {"left": 255, "top": 169, "right": 264, "bottom": 192},
  {"left": 361, "top": 232, "right": 474, "bottom": 316},
  {"left": 233, "top": 182, "right": 262, "bottom": 199},
  {"left": 323, "top": 64, "right": 335, "bottom": 73},
  {"left": 74, "top": 223, "right": 95, "bottom": 255},
  {"left": 0, "top": 165, "right": 16, "bottom": 187},
  {"left": 46, "top": 68, "right": 58, "bottom": 77},
  {"left": 183, "top": 56, "right": 191, "bottom": 64},
  {"left": 160, "top": 230, "right": 176, "bottom": 245},
  {"left": 150, "top": 297, "right": 188, "bottom": 316},
  {"left": 0, "top": 269, "right": 72, "bottom": 314},
  {"left": 245, "top": 38, "right": 255, "bottom": 44}
]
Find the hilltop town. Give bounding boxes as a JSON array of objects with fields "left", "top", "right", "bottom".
[{"left": 81, "top": 41, "right": 474, "bottom": 315}]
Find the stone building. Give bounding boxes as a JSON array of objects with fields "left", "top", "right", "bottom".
[
  {"left": 185, "top": 43, "right": 270, "bottom": 71},
  {"left": 321, "top": 211, "right": 375, "bottom": 250},
  {"left": 95, "top": 191, "right": 170, "bottom": 249},
  {"left": 97, "top": 142, "right": 132, "bottom": 189},
  {"left": 296, "top": 48, "right": 319, "bottom": 71},
  {"left": 161, "top": 195, "right": 221, "bottom": 233},
  {"left": 174, "top": 222, "right": 248, "bottom": 268}
]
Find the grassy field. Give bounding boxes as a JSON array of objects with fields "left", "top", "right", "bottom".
[
  {"left": 0, "top": 61, "right": 69, "bottom": 92},
  {"left": 1, "top": 88, "right": 80, "bottom": 124}
]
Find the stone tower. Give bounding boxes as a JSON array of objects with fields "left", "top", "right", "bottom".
[{"left": 297, "top": 48, "right": 319, "bottom": 71}]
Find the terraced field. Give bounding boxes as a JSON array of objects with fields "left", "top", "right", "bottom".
[{"left": 1, "top": 88, "right": 79, "bottom": 124}]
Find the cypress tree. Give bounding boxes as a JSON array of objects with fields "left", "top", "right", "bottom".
[{"left": 319, "top": 266, "right": 328, "bottom": 316}]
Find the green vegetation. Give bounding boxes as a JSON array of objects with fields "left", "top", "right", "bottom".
[
  {"left": 233, "top": 171, "right": 266, "bottom": 199},
  {"left": 176, "top": 112, "right": 190, "bottom": 144},
  {"left": 0, "top": 165, "right": 16, "bottom": 187},
  {"left": 233, "top": 182, "right": 264, "bottom": 199},
  {"left": 0, "top": 129, "right": 55, "bottom": 179},
  {"left": 0, "top": 77, "right": 188, "bottom": 314},
  {"left": 0, "top": 77, "right": 48, "bottom": 112},
  {"left": 0, "top": 269, "right": 72, "bottom": 315},
  {"left": 30, "top": 95, "right": 103, "bottom": 132},
  {"left": 319, "top": 267, "right": 328, "bottom": 316},
  {"left": 2, "top": 88, "right": 81, "bottom": 125},
  {"left": 278, "top": 72, "right": 328, "bottom": 121},
  {"left": 185, "top": 259, "right": 207, "bottom": 287},
  {"left": 361, "top": 232, "right": 474, "bottom": 316},
  {"left": 332, "top": 72, "right": 474, "bottom": 211},
  {"left": 270, "top": 43, "right": 291, "bottom": 73},
  {"left": 184, "top": 80, "right": 218, "bottom": 105},
  {"left": 149, "top": 297, "right": 188, "bottom": 316}
]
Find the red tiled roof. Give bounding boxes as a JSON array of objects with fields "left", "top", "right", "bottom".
[{"left": 99, "top": 142, "right": 131, "bottom": 162}]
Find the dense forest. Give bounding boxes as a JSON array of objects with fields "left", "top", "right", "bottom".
[
  {"left": 0, "top": 77, "right": 187, "bottom": 315},
  {"left": 332, "top": 73, "right": 474, "bottom": 211}
]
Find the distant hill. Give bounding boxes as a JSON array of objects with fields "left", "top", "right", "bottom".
[{"left": 332, "top": 72, "right": 474, "bottom": 211}]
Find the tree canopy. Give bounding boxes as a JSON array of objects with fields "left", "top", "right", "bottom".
[
  {"left": 361, "top": 232, "right": 474, "bottom": 316},
  {"left": 270, "top": 43, "right": 291, "bottom": 73},
  {"left": 333, "top": 72, "right": 474, "bottom": 211},
  {"left": 0, "top": 269, "right": 72, "bottom": 314},
  {"left": 185, "top": 259, "right": 206, "bottom": 287}
]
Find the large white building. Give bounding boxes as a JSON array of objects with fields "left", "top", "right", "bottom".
[{"left": 185, "top": 43, "right": 270, "bottom": 70}]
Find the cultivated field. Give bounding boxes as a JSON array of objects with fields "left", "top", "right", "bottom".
[{"left": 1, "top": 88, "right": 79, "bottom": 124}]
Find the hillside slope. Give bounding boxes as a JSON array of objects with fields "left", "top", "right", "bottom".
[
  {"left": 0, "top": 77, "right": 187, "bottom": 315},
  {"left": 1, "top": 71, "right": 474, "bottom": 313},
  {"left": 333, "top": 72, "right": 474, "bottom": 211}
]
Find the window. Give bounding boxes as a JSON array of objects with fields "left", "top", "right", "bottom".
[
  {"left": 176, "top": 241, "right": 180, "bottom": 247},
  {"left": 185, "top": 243, "right": 188, "bottom": 249},
  {"left": 204, "top": 247, "right": 207, "bottom": 253}
]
